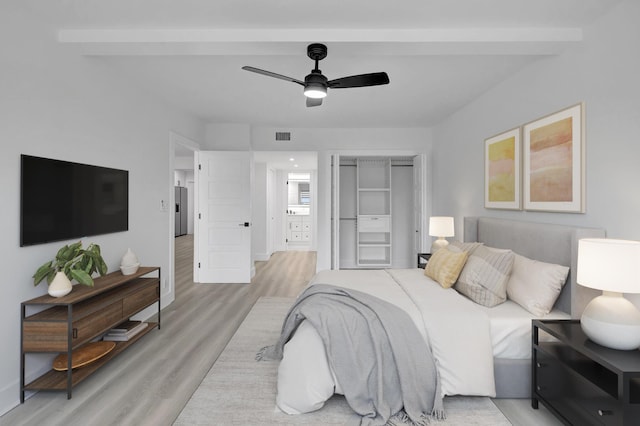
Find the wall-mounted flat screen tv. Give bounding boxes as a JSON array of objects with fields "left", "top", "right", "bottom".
[{"left": 20, "top": 155, "right": 129, "bottom": 246}]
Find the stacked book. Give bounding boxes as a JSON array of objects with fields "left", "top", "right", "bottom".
[{"left": 103, "top": 320, "right": 148, "bottom": 342}]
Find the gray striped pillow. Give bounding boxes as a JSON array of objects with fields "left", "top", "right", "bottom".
[{"left": 454, "top": 245, "right": 515, "bottom": 307}]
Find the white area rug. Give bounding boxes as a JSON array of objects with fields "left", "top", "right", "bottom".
[{"left": 175, "top": 297, "right": 511, "bottom": 425}]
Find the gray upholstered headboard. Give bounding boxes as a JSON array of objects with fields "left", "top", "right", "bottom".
[{"left": 463, "top": 217, "right": 605, "bottom": 318}]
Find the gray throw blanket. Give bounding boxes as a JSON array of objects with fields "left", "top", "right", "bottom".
[{"left": 257, "top": 284, "right": 444, "bottom": 426}]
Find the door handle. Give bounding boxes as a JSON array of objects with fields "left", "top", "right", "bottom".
[{"left": 238, "top": 222, "right": 250, "bottom": 227}]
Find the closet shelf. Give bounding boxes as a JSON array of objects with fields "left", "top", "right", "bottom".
[
  {"left": 358, "top": 259, "right": 391, "bottom": 266},
  {"left": 356, "top": 158, "right": 392, "bottom": 268}
]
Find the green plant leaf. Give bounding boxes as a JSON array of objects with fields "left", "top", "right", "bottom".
[
  {"left": 97, "top": 256, "right": 108, "bottom": 275},
  {"left": 69, "top": 241, "right": 82, "bottom": 251},
  {"left": 83, "top": 257, "right": 93, "bottom": 274},
  {"left": 60, "top": 242, "right": 82, "bottom": 262},
  {"left": 33, "top": 261, "right": 53, "bottom": 286},
  {"left": 70, "top": 269, "right": 93, "bottom": 287},
  {"left": 62, "top": 263, "right": 72, "bottom": 279},
  {"left": 33, "top": 241, "right": 107, "bottom": 288},
  {"left": 56, "top": 244, "right": 69, "bottom": 259}
]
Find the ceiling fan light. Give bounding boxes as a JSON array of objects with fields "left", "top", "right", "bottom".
[{"left": 304, "top": 85, "right": 327, "bottom": 99}]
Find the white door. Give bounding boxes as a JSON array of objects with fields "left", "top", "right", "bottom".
[
  {"left": 413, "top": 154, "right": 428, "bottom": 254},
  {"left": 194, "top": 151, "right": 252, "bottom": 283},
  {"left": 267, "top": 168, "right": 276, "bottom": 256},
  {"left": 331, "top": 154, "right": 340, "bottom": 269}
]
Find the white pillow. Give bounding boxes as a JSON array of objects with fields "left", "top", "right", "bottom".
[
  {"left": 454, "top": 245, "right": 515, "bottom": 307},
  {"left": 507, "top": 254, "right": 570, "bottom": 316},
  {"left": 448, "top": 240, "right": 483, "bottom": 254}
]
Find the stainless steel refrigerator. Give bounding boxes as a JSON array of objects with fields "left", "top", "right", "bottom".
[{"left": 175, "top": 186, "right": 188, "bottom": 237}]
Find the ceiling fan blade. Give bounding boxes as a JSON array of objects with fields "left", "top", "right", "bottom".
[
  {"left": 327, "top": 72, "right": 390, "bottom": 89},
  {"left": 306, "top": 97, "right": 323, "bottom": 107},
  {"left": 242, "top": 66, "right": 304, "bottom": 86}
]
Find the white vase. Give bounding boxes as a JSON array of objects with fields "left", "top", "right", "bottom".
[
  {"left": 121, "top": 248, "right": 139, "bottom": 266},
  {"left": 48, "top": 271, "right": 72, "bottom": 297}
]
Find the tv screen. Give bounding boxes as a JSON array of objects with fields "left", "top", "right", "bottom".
[{"left": 20, "top": 155, "right": 129, "bottom": 246}]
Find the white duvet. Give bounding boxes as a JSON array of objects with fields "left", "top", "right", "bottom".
[{"left": 276, "top": 269, "right": 497, "bottom": 415}]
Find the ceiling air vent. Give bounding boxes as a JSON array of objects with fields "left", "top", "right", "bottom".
[{"left": 275, "top": 132, "right": 291, "bottom": 141}]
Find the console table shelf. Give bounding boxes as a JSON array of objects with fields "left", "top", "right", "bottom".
[{"left": 21, "top": 266, "right": 161, "bottom": 401}]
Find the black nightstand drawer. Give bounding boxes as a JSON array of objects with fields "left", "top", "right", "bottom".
[
  {"left": 532, "top": 320, "right": 640, "bottom": 426},
  {"left": 536, "top": 351, "right": 622, "bottom": 426}
]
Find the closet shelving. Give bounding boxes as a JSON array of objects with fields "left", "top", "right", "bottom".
[
  {"left": 356, "top": 158, "right": 391, "bottom": 267},
  {"left": 335, "top": 154, "right": 423, "bottom": 270}
]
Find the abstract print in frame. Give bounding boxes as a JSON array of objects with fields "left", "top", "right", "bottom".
[
  {"left": 523, "top": 103, "right": 585, "bottom": 213},
  {"left": 485, "top": 127, "right": 521, "bottom": 210}
]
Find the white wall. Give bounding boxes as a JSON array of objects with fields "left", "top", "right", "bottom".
[
  {"left": 174, "top": 156, "right": 195, "bottom": 170},
  {"left": 431, "top": 0, "right": 640, "bottom": 303},
  {"left": 185, "top": 170, "right": 195, "bottom": 234},
  {"left": 251, "top": 127, "right": 430, "bottom": 152},
  {"left": 0, "top": 4, "right": 204, "bottom": 414},
  {"left": 252, "top": 163, "right": 269, "bottom": 260},
  {"left": 204, "top": 123, "right": 251, "bottom": 150},
  {"left": 174, "top": 170, "right": 186, "bottom": 186}
]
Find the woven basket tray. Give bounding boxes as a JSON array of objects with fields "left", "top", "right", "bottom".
[{"left": 52, "top": 341, "right": 116, "bottom": 371}]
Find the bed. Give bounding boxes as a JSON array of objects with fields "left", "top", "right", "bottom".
[{"left": 272, "top": 216, "right": 605, "bottom": 416}]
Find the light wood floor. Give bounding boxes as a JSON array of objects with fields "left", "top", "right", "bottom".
[
  {"left": 1, "top": 235, "right": 560, "bottom": 425},
  {"left": 2, "top": 235, "right": 315, "bottom": 426}
]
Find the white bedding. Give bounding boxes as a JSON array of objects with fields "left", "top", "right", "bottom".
[
  {"left": 277, "top": 268, "right": 507, "bottom": 414},
  {"left": 478, "top": 300, "right": 570, "bottom": 359}
]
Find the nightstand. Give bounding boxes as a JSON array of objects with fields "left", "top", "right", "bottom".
[
  {"left": 417, "top": 253, "right": 431, "bottom": 269},
  {"left": 532, "top": 319, "right": 640, "bottom": 425}
]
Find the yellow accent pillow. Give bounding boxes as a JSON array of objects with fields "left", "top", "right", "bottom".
[{"left": 424, "top": 248, "right": 469, "bottom": 288}]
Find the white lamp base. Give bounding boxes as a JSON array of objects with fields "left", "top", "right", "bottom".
[
  {"left": 581, "top": 292, "right": 640, "bottom": 350},
  {"left": 431, "top": 238, "right": 449, "bottom": 254}
]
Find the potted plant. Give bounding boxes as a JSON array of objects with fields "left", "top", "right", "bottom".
[{"left": 33, "top": 241, "right": 108, "bottom": 297}]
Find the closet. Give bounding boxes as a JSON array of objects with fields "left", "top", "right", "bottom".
[
  {"left": 333, "top": 155, "right": 427, "bottom": 269},
  {"left": 356, "top": 158, "right": 391, "bottom": 266}
]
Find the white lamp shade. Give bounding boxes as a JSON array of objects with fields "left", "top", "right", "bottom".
[
  {"left": 577, "top": 238, "right": 640, "bottom": 350},
  {"left": 429, "top": 217, "right": 454, "bottom": 237},
  {"left": 577, "top": 238, "right": 640, "bottom": 294}
]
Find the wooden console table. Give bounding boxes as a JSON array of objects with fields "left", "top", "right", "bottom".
[{"left": 20, "top": 266, "right": 161, "bottom": 401}]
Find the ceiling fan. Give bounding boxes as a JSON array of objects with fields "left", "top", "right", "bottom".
[{"left": 242, "top": 43, "right": 390, "bottom": 107}]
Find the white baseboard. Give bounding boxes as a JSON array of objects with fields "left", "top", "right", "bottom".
[{"left": 254, "top": 252, "right": 271, "bottom": 262}]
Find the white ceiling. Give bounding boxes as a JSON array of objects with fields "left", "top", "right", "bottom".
[{"left": 25, "top": 0, "right": 621, "bottom": 128}]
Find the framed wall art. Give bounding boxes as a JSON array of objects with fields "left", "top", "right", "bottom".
[
  {"left": 485, "top": 127, "right": 521, "bottom": 210},
  {"left": 523, "top": 103, "right": 585, "bottom": 213}
]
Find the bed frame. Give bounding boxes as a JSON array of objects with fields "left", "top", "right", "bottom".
[{"left": 463, "top": 216, "right": 605, "bottom": 398}]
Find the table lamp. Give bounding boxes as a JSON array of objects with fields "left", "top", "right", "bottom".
[
  {"left": 429, "top": 216, "right": 454, "bottom": 253},
  {"left": 577, "top": 238, "right": 640, "bottom": 350}
]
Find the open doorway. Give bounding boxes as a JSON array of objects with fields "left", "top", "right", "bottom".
[
  {"left": 286, "top": 172, "right": 312, "bottom": 251},
  {"left": 168, "top": 132, "right": 199, "bottom": 304},
  {"left": 252, "top": 152, "right": 318, "bottom": 261}
]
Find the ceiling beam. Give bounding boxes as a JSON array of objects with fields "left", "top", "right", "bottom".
[{"left": 58, "top": 28, "right": 582, "bottom": 56}]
